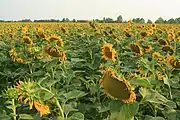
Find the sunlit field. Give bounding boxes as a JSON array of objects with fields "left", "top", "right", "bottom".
[{"left": 0, "top": 22, "right": 180, "bottom": 120}]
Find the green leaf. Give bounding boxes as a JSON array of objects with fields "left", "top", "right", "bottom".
[
  {"left": 139, "top": 88, "right": 176, "bottom": 108},
  {"left": 63, "top": 90, "right": 87, "bottom": 100},
  {"left": 128, "top": 102, "right": 139, "bottom": 116},
  {"left": 109, "top": 101, "right": 138, "bottom": 120},
  {"left": 145, "top": 116, "right": 165, "bottom": 120},
  {"left": 19, "top": 114, "right": 34, "bottom": 120},
  {"left": 69, "top": 112, "right": 84, "bottom": 120},
  {"left": 71, "top": 58, "right": 86, "bottom": 62},
  {"left": 0, "top": 110, "right": 11, "bottom": 120},
  {"left": 64, "top": 104, "right": 78, "bottom": 116},
  {"left": 130, "top": 78, "right": 151, "bottom": 87}
]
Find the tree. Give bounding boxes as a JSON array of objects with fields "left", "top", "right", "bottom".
[
  {"left": 155, "top": 17, "right": 164, "bottom": 24},
  {"left": 117, "top": 15, "right": 123, "bottom": 23},
  {"left": 175, "top": 17, "right": 180, "bottom": 24},
  {"left": 147, "top": 19, "right": 153, "bottom": 23},
  {"left": 167, "top": 18, "right": 175, "bottom": 24},
  {"left": 72, "top": 19, "right": 76, "bottom": 22},
  {"left": 103, "top": 17, "right": 114, "bottom": 23},
  {"left": 132, "top": 18, "right": 145, "bottom": 23}
]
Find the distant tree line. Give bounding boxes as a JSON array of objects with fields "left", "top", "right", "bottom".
[{"left": 1, "top": 15, "right": 180, "bottom": 24}]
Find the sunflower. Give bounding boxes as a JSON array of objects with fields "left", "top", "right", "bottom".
[
  {"left": 21, "top": 26, "right": 28, "bottom": 34},
  {"left": 101, "top": 43, "right": 116, "bottom": 61},
  {"left": 151, "top": 23, "right": 156, "bottom": 29},
  {"left": 143, "top": 45, "right": 152, "bottom": 52},
  {"left": 147, "top": 29, "right": 153, "bottom": 36},
  {"left": 34, "top": 101, "right": 50, "bottom": 117},
  {"left": 22, "top": 36, "right": 33, "bottom": 45},
  {"left": 156, "top": 72, "right": 163, "bottom": 81},
  {"left": 128, "top": 19, "right": 133, "bottom": 26},
  {"left": 158, "top": 38, "right": 169, "bottom": 46},
  {"left": 44, "top": 46, "right": 66, "bottom": 61},
  {"left": 140, "top": 31, "right": 147, "bottom": 38},
  {"left": 172, "top": 60, "right": 180, "bottom": 69},
  {"left": 37, "top": 27, "right": 46, "bottom": 39},
  {"left": 46, "top": 35, "right": 64, "bottom": 46},
  {"left": 168, "top": 32, "right": 175, "bottom": 41},
  {"left": 61, "top": 27, "right": 68, "bottom": 34},
  {"left": 124, "top": 31, "right": 131, "bottom": 37},
  {"left": 9, "top": 48, "right": 24, "bottom": 63},
  {"left": 129, "top": 43, "right": 143, "bottom": 56},
  {"left": 100, "top": 68, "right": 136, "bottom": 103},
  {"left": 176, "top": 37, "right": 180, "bottom": 42},
  {"left": 162, "top": 45, "right": 175, "bottom": 55},
  {"left": 176, "top": 31, "right": 180, "bottom": 37},
  {"left": 46, "top": 34, "right": 61, "bottom": 41},
  {"left": 165, "top": 55, "right": 175, "bottom": 67},
  {"left": 152, "top": 52, "right": 162, "bottom": 61}
]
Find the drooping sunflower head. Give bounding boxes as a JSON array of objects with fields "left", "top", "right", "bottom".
[
  {"left": 46, "top": 34, "right": 61, "bottom": 41},
  {"left": 162, "top": 45, "right": 175, "bottom": 55},
  {"left": 158, "top": 38, "right": 169, "bottom": 46},
  {"left": 37, "top": 27, "right": 46, "bottom": 39},
  {"left": 172, "top": 60, "right": 180, "bottom": 69},
  {"left": 34, "top": 101, "right": 50, "bottom": 117},
  {"left": 22, "top": 36, "right": 33, "bottom": 45},
  {"left": 44, "top": 46, "right": 66, "bottom": 61},
  {"left": 101, "top": 43, "right": 116, "bottom": 61},
  {"left": 46, "top": 35, "right": 64, "bottom": 46},
  {"left": 100, "top": 68, "right": 136, "bottom": 103},
  {"left": 129, "top": 43, "right": 143, "bottom": 56},
  {"left": 9, "top": 47, "right": 24, "bottom": 63},
  {"left": 140, "top": 31, "right": 148, "bottom": 38},
  {"left": 143, "top": 45, "right": 152, "bottom": 52},
  {"left": 165, "top": 55, "right": 175, "bottom": 67}
]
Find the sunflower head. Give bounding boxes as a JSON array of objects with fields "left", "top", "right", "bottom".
[
  {"left": 143, "top": 45, "right": 152, "bottom": 52},
  {"left": 151, "top": 24, "right": 156, "bottom": 29},
  {"left": 23, "top": 36, "right": 33, "bottom": 45},
  {"left": 129, "top": 43, "right": 143, "bottom": 56},
  {"left": 37, "top": 27, "right": 46, "bottom": 39},
  {"left": 9, "top": 48, "right": 24, "bottom": 63},
  {"left": 16, "top": 80, "right": 38, "bottom": 106},
  {"left": 140, "top": 31, "right": 148, "bottom": 38},
  {"left": 34, "top": 101, "right": 50, "bottom": 117},
  {"left": 152, "top": 52, "right": 162, "bottom": 61},
  {"left": 165, "top": 55, "right": 175, "bottom": 67},
  {"left": 168, "top": 32, "right": 175, "bottom": 41},
  {"left": 147, "top": 29, "right": 153, "bottom": 36},
  {"left": 172, "top": 60, "right": 180, "bottom": 69},
  {"left": 21, "top": 26, "right": 28, "bottom": 34},
  {"left": 101, "top": 43, "right": 116, "bottom": 61},
  {"left": 46, "top": 34, "right": 61, "bottom": 41},
  {"left": 44, "top": 46, "right": 66, "bottom": 61},
  {"left": 124, "top": 31, "right": 131, "bottom": 37},
  {"left": 3, "top": 86, "right": 19, "bottom": 100},
  {"left": 100, "top": 68, "right": 136, "bottom": 103},
  {"left": 158, "top": 38, "right": 169, "bottom": 46},
  {"left": 162, "top": 45, "right": 175, "bottom": 55}
]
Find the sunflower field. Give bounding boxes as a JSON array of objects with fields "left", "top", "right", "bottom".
[{"left": 0, "top": 21, "right": 180, "bottom": 120}]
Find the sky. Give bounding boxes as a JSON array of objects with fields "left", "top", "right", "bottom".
[{"left": 0, "top": 0, "right": 180, "bottom": 22}]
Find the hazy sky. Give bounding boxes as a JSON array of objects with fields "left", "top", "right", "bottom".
[{"left": 0, "top": 0, "right": 180, "bottom": 21}]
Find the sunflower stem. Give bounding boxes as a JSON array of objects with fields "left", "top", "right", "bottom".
[
  {"left": 55, "top": 97, "right": 64, "bottom": 118},
  {"left": 12, "top": 99, "right": 17, "bottom": 120},
  {"left": 39, "top": 86, "right": 64, "bottom": 118}
]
